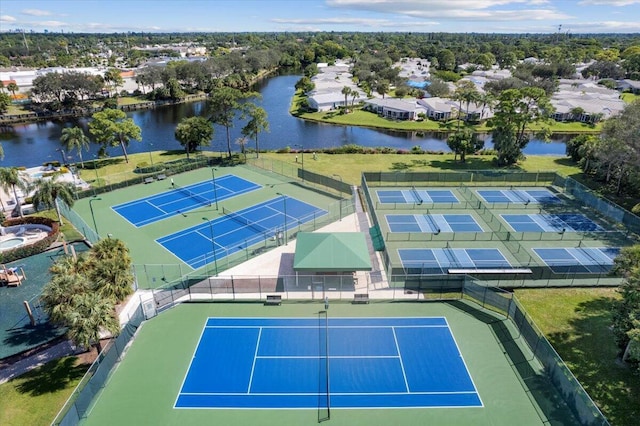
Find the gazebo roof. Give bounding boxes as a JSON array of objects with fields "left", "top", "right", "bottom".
[{"left": 293, "top": 232, "right": 372, "bottom": 272}]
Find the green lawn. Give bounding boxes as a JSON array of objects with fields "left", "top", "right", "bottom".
[
  {"left": 259, "top": 151, "right": 582, "bottom": 186},
  {"left": 515, "top": 288, "right": 640, "bottom": 426},
  {"left": 0, "top": 357, "right": 87, "bottom": 426}
]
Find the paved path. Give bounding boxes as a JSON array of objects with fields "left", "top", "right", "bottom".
[{"left": 0, "top": 340, "right": 76, "bottom": 384}]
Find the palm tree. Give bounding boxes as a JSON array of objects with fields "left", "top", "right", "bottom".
[
  {"left": 341, "top": 86, "right": 352, "bottom": 110},
  {"left": 60, "top": 126, "right": 90, "bottom": 168},
  {"left": 87, "top": 238, "right": 134, "bottom": 303},
  {"left": 41, "top": 271, "right": 90, "bottom": 324},
  {"left": 350, "top": 90, "right": 358, "bottom": 107},
  {"left": 29, "top": 176, "right": 76, "bottom": 224},
  {"left": 66, "top": 292, "right": 119, "bottom": 353},
  {"left": 7, "top": 82, "right": 19, "bottom": 99},
  {"left": 241, "top": 104, "right": 269, "bottom": 159},
  {"left": 0, "top": 167, "right": 28, "bottom": 217}
]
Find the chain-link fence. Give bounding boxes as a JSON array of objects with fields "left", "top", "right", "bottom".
[{"left": 51, "top": 302, "right": 146, "bottom": 426}]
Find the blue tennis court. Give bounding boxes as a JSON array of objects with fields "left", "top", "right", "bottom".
[
  {"left": 113, "top": 175, "right": 261, "bottom": 227},
  {"left": 399, "top": 248, "right": 511, "bottom": 274},
  {"left": 476, "top": 189, "right": 559, "bottom": 204},
  {"left": 377, "top": 189, "right": 458, "bottom": 204},
  {"left": 533, "top": 247, "right": 620, "bottom": 273},
  {"left": 157, "top": 197, "right": 327, "bottom": 269},
  {"left": 175, "top": 317, "right": 481, "bottom": 409},
  {"left": 386, "top": 214, "right": 483, "bottom": 233},
  {"left": 501, "top": 213, "right": 603, "bottom": 232}
]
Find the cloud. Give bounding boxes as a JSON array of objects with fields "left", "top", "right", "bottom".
[
  {"left": 21, "top": 9, "right": 53, "bottom": 17},
  {"left": 0, "top": 15, "right": 17, "bottom": 23},
  {"left": 272, "top": 17, "right": 398, "bottom": 27},
  {"left": 579, "top": 0, "right": 640, "bottom": 5},
  {"left": 326, "top": 0, "right": 571, "bottom": 21}
]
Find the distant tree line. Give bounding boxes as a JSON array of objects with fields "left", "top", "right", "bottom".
[{"left": 566, "top": 101, "right": 640, "bottom": 206}]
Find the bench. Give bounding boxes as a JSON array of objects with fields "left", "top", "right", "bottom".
[
  {"left": 353, "top": 293, "right": 369, "bottom": 304},
  {"left": 265, "top": 294, "right": 282, "bottom": 306},
  {"left": 156, "top": 173, "right": 167, "bottom": 180},
  {"left": 144, "top": 177, "right": 154, "bottom": 184}
]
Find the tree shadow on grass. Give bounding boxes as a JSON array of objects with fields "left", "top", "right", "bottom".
[
  {"left": 16, "top": 356, "right": 88, "bottom": 396},
  {"left": 546, "top": 296, "right": 640, "bottom": 425},
  {"left": 428, "top": 157, "right": 516, "bottom": 170}
]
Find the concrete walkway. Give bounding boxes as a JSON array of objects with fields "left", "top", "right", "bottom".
[{"left": 0, "top": 340, "right": 76, "bottom": 384}]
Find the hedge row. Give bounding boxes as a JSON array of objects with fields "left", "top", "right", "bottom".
[{"left": 0, "top": 217, "right": 60, "bottom": 264}]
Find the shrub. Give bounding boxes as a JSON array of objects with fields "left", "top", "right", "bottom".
[{"left": 0, "top": 217, "right": 60, "bottom": 263}]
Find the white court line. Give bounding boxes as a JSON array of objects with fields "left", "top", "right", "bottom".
[
  {"left": 256, "top": 355, "right": 399, "bottom": 359},
  {"left": 173, "top": 318, "right": 211, "bottom": 408},
  {"left": 392, "top": 327, "right": 410, "bottom": 393},
  {"left": 179, "top": 390, "right": 479, "bottom": 396},
  {"left": 247, "top": 327, "right": 262, "bottom": 394},
  {"left": 205, "top": 325, "right": 447, "bottom": 329},
  {"left": 443, "top": 317, "right": 484, "bottom": 408}
]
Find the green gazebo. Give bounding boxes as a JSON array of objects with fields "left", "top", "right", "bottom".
[{"left": 293, "top": 232, "right": 372, "bottom": 290}]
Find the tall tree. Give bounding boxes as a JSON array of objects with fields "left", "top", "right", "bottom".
[
  {"left": 208, "top": 87, "right": 259, "bottom": 158},
  {"left": 66, "top": 292, "right": 119, "bottom": 353},
  {"left": 612, "top": 245, "right": 640, "bottom": 370},
  {"left": 453, "top": 80, "right": 480, "bottom": 128},
  {"left": 0, "top": 167, "right": 27, "bottom": 217},
  {"left": 29, "top": 176, "right": 76, "bottom": 224},
  {"left": 174, "top": 116, "right": 213, "bottom": 159},
  {"left": 86, "top": 238, "right": 134, "bottom": 303},
  {"left": 447, "top": 128, "right": 483, "bottom": 163},
  {"left": 60, "top": 126, "right": 90, "bottom": 168},
  {"left": 0, "top": 92, "right": 10, "bottom": 115},
  {"left": 341, "top": 86, "right": 352, "bottom": 109},
  {"left": 489, "top": 87, "right": 553, "bottom": 166},
  {"left": 103, "top": 68, "right": 123, "bottom": 97},
  {"left": 6, "top": 82, "right": 18, "bottom": 98},
  {"left": 376, "top": 80, "right": 389, "bottom": 99},
  {"left": 89, "top": 108, "right": 142, "bottom": 163},
  {"left": 241, "top": 103, "right": 269, "bottom": 159}
]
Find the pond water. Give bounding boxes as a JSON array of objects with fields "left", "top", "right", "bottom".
[{"left": 0, "top": 74, "right": 574, "bottom": 168}]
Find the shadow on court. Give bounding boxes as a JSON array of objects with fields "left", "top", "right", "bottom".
[{"left": 445, "top": 300, "right": 581, "bottom": 426}]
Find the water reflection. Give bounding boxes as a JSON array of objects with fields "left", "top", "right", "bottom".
[{"left": 0, "top": 75, "right": 573, "bottom": 167}]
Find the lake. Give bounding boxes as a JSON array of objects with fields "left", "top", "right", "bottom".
[{"left": 0, "top": 74, "right": 572, "bottom": 168}]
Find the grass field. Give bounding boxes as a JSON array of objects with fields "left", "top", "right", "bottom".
[
  {"left": 0, "top": 357, "right": 88, "bottom": 426},
  {"left": 515, "top": 288, "right": 640, "bottom": 426}
]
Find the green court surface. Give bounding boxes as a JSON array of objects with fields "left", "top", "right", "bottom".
[
  {"left": 71, "top": 165, "right": 342, "bottom": 285},
  {"left": 81, "top": 301, "right": 580, "bottom": 426}
]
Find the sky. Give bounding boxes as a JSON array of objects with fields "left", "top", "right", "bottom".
[{"left": 0, "top": 0, "right": 639, "bottom": 34}]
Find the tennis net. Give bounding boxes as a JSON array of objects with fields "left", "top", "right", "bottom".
[
  {"left": 174, "top": 183, "right": 211, "bottom": 207},
  {"left": 222, "top": 206, "right": 272, "bottom": 234},
  {"left": 318, "top": 310, "right": 331, "bottom": 422},
  {"left": 424, "top": 213, "right": 440, "bottom": 233},
  {"left": 512, "top": 189, "right": 530, "bottom": 204},
  {"left": 443, "top": 248, "right": 460, "bottom": 267},
  {"left": 411, "top": 186, "right": 423, "bottom": 204}
]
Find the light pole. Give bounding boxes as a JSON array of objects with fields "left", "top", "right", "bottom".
[
  {"left": 202, "top": 217, "right": 219, "bottom": 276},
  {"left": 294, "top": 143, "right": 304, "bottom": 182},
  {"left": 148, "top": 142, "right": 154, "bottom": 167},
  {"left": 93, "top": 155, "right": 100, "bottom": 187},
  {"left": 89, "top": 197, "right": 102, "bottom": 238},
  {"left": 277, "top": 193, "right": 288, "bottom": 245},
  {"left": 333, "top": 174, "right": 343, "bottom": 220},
  {"left": 56, "top": 148, "right": 66, "bottom": 165},
  {"left": 210, "top": 167, "right": 219, "bottom": 210}
]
